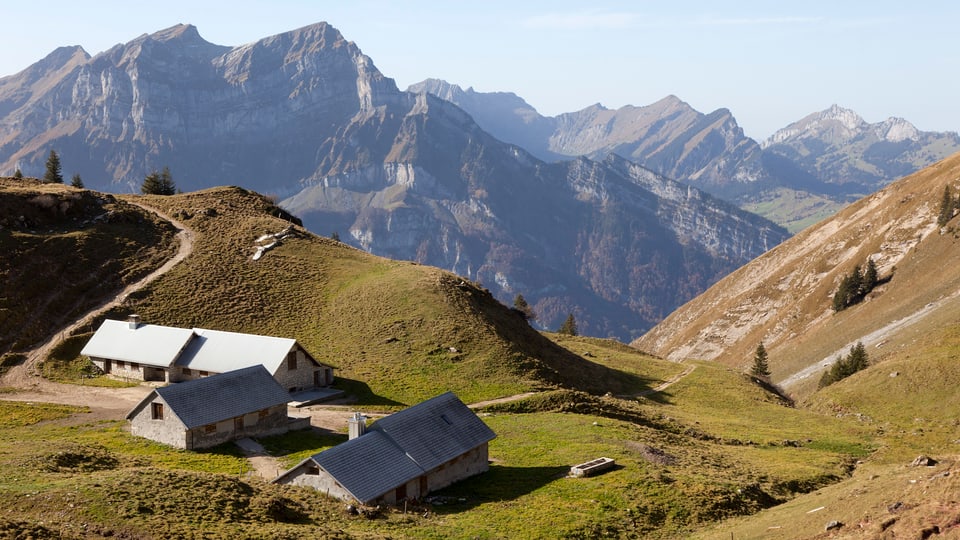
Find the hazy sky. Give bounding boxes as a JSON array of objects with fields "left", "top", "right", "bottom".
[{"left": 2, "top": 1, "right": 957, "bottom": 139}]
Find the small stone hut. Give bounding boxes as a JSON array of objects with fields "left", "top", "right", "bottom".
[
  {"left": 274, "top": 392, "right": 495, "bottom": 505},
  {"left": 126, "top": 365, "right": 302, "bottom": 449}
]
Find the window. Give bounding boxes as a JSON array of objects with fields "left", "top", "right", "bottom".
[
  {"left": 287, "top": 352, "right": 297, "bottom": 370},
  {"left": 258, "top": 409, "right": 269, "bottom": 419},
  {"left": 182, "top": 367, "right": 192, "bottom": 375},
  {"left": 116, "top": 361, "right": 125, "bottom": 368},
  {"left": 151, "top": 402, "right": 164, "bottom": 420},
  {"left": 130, "top": 362, "right": 139, "bottom": 369},
  {"left": 199, "top": 371, "right": 208, "bottom": 377},
  {"left": 306, "top": 465, "right": 320, "bottom": 475},
  {"left": 204, "top": 424, "right": 216, "bottom": 434},
  {"left": 234, "top": 416, "right": 244, "bottom": 431}
]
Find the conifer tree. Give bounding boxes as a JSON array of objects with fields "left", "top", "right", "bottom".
[
  {"left": 43, "top": 150, "right": 63, "bottom": 184},
  {"left": 330, "top": 231, "right": 340, "bottom": 242},
  {"left": 70, "top": 173, "right": 84, "bottom": 188},
  {"left": 141, "top": 167, "right": 176, "bottom": 195},
  {"left": 863, "top": 258, "right": 878, "bottom": 292},
  {"left": 558, "top": 313, "right": 578, "bottom": 336},
  {"left": 938, "top": 185, "right": 954, "bottom": 226},
  {"left": 750, "top": 342, "right": 771, "bottom": 379},
  {"left": 513, "top": 294, "right": 536, "bottom": 321},
  {"left": 12, "top": 168, "right": 23, "bottom": 179}
]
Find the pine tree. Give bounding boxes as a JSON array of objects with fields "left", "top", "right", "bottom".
[
  {"left": 847, "top": 342, "right": 869, "bottom": 373},
  {"left": 863, "top": 258, "right": 878, "bottom": 292},
  {"left": 142, "top": 167, "right": 176, "bottom": 195},
  {"left": 513, "top": 294, "right": 536, "bottom": 321},
  {"left": 750, "top": 342, "right": 771, "bottom": 379},
  {"left": 12, "top": 168, "right": 23, "bottom": 179},
  {"left": 43, "top": 150, "right": 63, "bottom": 184},
  {"left": 141, "top": 171, "right": 162, "bottom": 194},
  {"left": 70, "top": 173, "right": 84, "bottom": 188},
  {"left": 330, "top": 231, "right": 340, "bottom": 242},
  {"left": 938, "top": 185, "right": 954, "bottom": 226},
  {"left": 558, "top": 313, "right": 578, "bottom": 336}
]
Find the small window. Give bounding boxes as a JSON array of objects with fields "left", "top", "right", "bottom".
[
  {"left": 116, "top": 361, "right": 125, "bottom": 368},
  {"left": 130, "top": 362, "right": 139, "bottom": 369},
  {"left": 287, "top": 352, "right": 297, "bottom": 371},
  {"left": 258, "top": 409, "right": 269, "bottom": 419},
  {"left": 151, "top": 402, "right": 164, "bottom": 420},
  {"left": 182, "top": 367, "right": 192, "bottom": 375},
  {"left": 204, "top": 424, "right": 216, "bottom": 434},
  {"left": 199, "top": 371, "right": 208, "bottom": 377},
  {"left": 306, "top": 465, "right": 320, "bottom": 475}
]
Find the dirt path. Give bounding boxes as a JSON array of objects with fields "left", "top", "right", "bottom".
[
  {"left": 634, "top": 364, "right": 696, "bottom": 397},
  {"left": 468, "top": 392, "right": 539, "bottom": 409},
  {"left": 779, "top": 289, "right": 960, "bottom": 388},
  {"left": 0, "top": 202, "right": 194, "bottom": 415}
]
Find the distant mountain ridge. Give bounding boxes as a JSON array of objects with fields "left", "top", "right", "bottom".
[
  {"left": 409, "top": 80, "right": 960, "bottom": 229},
  {"left": 0, "top": 23, "right": 787, "bottom": 340},
  {"left": 761, "top": 104, "right": 960, "bottom": 193}
]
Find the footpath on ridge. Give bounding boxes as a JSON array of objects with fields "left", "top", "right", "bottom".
[{"left": 0, "top": 202, "right": 194, "bottom": 417}]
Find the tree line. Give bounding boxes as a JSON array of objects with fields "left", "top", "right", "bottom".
[
  {"left": 818, "top": 342, "right": 869, "bottom": 388},
  {"left": 14, "top": 150, "right": 177, "bottom": 195}
]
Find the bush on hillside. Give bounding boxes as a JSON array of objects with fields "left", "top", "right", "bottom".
[{"left": 818, "top": 342, "right": 869, "bottom": 389}]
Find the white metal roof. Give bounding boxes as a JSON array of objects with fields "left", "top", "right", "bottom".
[
  {"left": 80, "top": 319, "right": 195, "bottom": 368},
  {"left": 174, "top": 327, "right": 296, "bottom": 374}
]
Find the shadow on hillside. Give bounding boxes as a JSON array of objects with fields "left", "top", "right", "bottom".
[
  {"left": 424, "top": 464, "right": 570, "bottom": 513},
  {"left": 331, "top": 377, "right": 404, "bottom": 407}
]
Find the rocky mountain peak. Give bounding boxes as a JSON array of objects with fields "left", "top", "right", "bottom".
[
  {"left": 763, "top": 104, "right": 866, "bottom": 147},
  {"left": 876, "top": 116, "right": 919, "bottom": 142}
]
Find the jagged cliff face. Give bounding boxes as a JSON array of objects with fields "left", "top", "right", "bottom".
[
  {"left": 407, "top": 81, "right": 777, "bottom": 199},
  {"left": 0, "top": 23, "right": 398, "bottom": 193},
  {"left": 762, "top": 105, "right": 960, "bottom": 193},
  {"left": 0, "top": 22, "right": 789, "bottom": 340},
  {"left": 282, "top": 90, "right": 788, "bottom": 339}
]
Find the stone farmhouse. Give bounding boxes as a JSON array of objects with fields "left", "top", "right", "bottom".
[
  {"left": 274, "top": 392, "right": 495, "bottom": 505},
  {"left": 126, "top": 365, "right": 307, "bottom": 449},
  {"left": 81, "top": 316, "right": 334, "bottom": 392}
]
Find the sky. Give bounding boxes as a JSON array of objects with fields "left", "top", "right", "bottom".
[{"left": 1, "top": 1, "right": 958, "bottom": 140}]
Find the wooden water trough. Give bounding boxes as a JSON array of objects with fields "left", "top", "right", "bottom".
[{"left": 569, "top": 457, "right": 615, "bottom": 477}]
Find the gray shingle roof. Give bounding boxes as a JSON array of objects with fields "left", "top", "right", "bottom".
[
  {"left": 175, "top": 327, "right": 301, "bottom": 374},
  {"left": 313, "top": 431, "right": 425, "bottom": 504},
  {"left": 128, "top": 365, "right": 290, "bottom": 428},
  {"left": 295, "top": 392, "right": 495, "bottom": 503},
  {"left": 80, "top": 319, "right": 195, "bottom": 367},
  {"left": 371, "top": 392, "right": 496, "bottom": 472}
]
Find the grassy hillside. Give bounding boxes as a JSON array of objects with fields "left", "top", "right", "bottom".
[
  {"left": 102, "top": 187, "right": 657, "bottom": 405},
  {"left": 0, "top": 181, "right": 888, "bottom": 537},
  {"left": 0, "top": 177, "right": 178, "bottom": 357},
  {"left": 635, "top": 152, "right": 960, "bottom": 401}
]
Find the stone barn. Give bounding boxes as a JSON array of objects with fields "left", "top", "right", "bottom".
[
  {"left": 274, "top": 392, "right": 495, "bottom": 505},
  {"left": 126, "top": 365, "right": 303, "bottom": 449},
  {"left": 82, "top": 316, "right": 334, "bottom": 391}
]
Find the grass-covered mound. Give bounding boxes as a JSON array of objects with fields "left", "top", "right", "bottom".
[
  {"left": 0, "top": 177, "right": 178, "bottom": 355},
  {"left": 105, "top": 187, "right": 655, "bottom": 404}
]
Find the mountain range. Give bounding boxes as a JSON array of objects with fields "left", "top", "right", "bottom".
[
  {"left": 0, "top": 22, "right": 789, "bottom": 340},
  {"left": 409, "top": 79, "right": 960, "bottom": 230},
  {"left": 1, "top": 21, "right": 956, "bottom": 339}
]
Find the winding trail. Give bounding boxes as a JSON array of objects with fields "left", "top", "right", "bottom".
[
  {"left": 633, "top": 364, "right": 697, "bottom": 397},
  {"left": 1, "top": 202, "right": 194, "bottom": 416}
]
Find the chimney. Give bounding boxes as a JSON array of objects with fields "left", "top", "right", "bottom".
[
  {"left": 347, "top": 412, "right": 367, "bottom": 440},
  {"left": 127, "top": 314, "right": 142, "bottom": 330}
]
